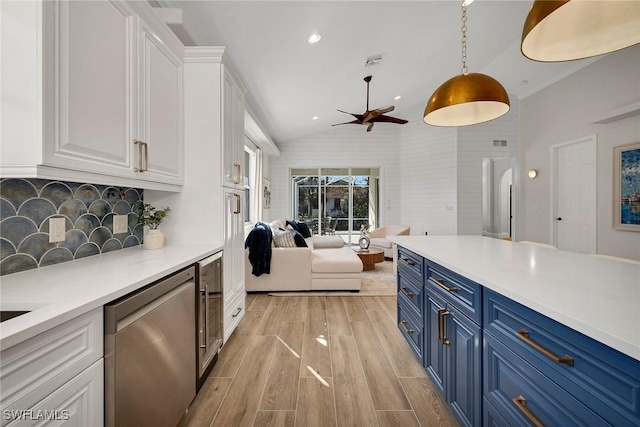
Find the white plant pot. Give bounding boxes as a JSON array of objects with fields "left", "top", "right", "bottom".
[{"left": 144, "top": 229, "right": 165, "bottom": 250}]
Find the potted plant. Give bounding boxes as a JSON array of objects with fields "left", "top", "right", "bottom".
[{"left": 134, "top": 201, "right": 171, "bottom": 249}]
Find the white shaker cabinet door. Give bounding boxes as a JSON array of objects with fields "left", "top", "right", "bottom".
[
  {"left": 43, "top": 0, "right": 137, "bottom": 178},
  {"left": 137, "top": 19, "right": 184, "bottom": 186},
  {"left": 222, "top": 188, "right": 245, "bottom": 340}
]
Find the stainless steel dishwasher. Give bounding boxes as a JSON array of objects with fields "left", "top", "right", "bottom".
[{"left": 104, "top": 267, "right": 196, "bottom": 427}]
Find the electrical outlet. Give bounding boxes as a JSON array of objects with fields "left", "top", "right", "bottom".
[
  {"left": 49, "top": 217, "right": 66, "bottom": 243},
  {"left": 114, "top": 215, "right": 128, "bottom": 234}
]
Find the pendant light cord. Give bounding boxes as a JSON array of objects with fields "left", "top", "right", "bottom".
[{"left": 461, "top": 0, "right": 468, "bottom": 75}]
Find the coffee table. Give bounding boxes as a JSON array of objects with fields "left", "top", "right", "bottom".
[{"left": 353, "top": 247, "right": 385, "bottom": 271}]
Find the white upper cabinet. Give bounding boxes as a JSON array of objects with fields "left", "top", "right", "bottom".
[
  {"left": 42, "top": 0, "right": 137, "bottom": 180},
  {"left": 222, "top": 65, "right": 247, "bottom": 189},
  {"left": 137, "top": 17, "right": 184, "bottom": 186},
  {"left": 0, "top": 0, "right": 184, "bottom": 191}
]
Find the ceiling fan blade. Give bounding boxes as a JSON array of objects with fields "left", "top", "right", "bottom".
[
  {"left": 369, "top": 114, "right": 408, "bottom": 124},
  {"left": 336, "top": 109, "right": 364, "bottom": 122},
  {"left": 366, "top": 122, "right": 374, "bottom": 132},
  {"left": 332, "top": 120, "right": 362, "bottom": 127},
  {"left": 374, "top": 105, "right": 395, "bottom": 114},
  {"left": 362, "top": 105, "right": 395, "bottom": 123}
]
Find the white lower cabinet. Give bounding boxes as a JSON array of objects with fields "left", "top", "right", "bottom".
[
  {"left": 0, "top": 309, "right": 103, "bottom": 427},
  {"left": 223, "top": 188, "right": 246, "bottom": 341}
]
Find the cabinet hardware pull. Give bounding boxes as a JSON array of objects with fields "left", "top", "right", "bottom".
[
  {"left": 400, "top": 320, "right": 414, "bottom": 334},
  {"left": 233, "top": 163, "right": 241, "bottom": 184},
  {"left": 437, "top": 308, "right": 450, "bottom": 346},
  {"left": 142, "top": 141, "right": 148, "bottom": 172},
  {"left": 134, "top": 140, "right": 144, "bottom": 172},
  {"left": 233, "top": 194, "right": 241, "bottom": 214},
  {"left": 515, "top": 329, "right": 574, "bottom": 366},
  {"left": 434, "top": 278, "right": 457, "bottom": 293},
  {"left": 232, "top": 307, "right": 243, "bottom": 317},
  {"left": 400, "top": 287, "right": 414, "bottom": 297},
  {"left": 401, "top": 257, "right": 415, "bottom": 266},
  {"left": 513, "top": 395, "right": 544, "bottom": 427}
]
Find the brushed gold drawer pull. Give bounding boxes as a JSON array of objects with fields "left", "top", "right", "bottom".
[
  {"left": 513, "top": 395, "right": 544, "bottom": 427},
  {"left": 234, "top": 163, "right": 241, "bottom": 184},
  {"left": 401, "top": 257, "right": 415, "bottom": 266},
  {"left": 233, "top": 194, "right": 241, "bottom": 214},
  {"left": 434, "top": 278, "right": 458, "bottom": 293},
  {"left": 400, "top": 287, "right": 414, "bottom": 297},
  {"left": 400, "top": 320, "right": 414, "bottom": 334},
  {"left": 437, "top": 308, "right": 450, "bottom": 346},
  {"left": 516, "top": 329, "right": 574, "bottom": 367},
  {"left": 134, "top": 140, "right": 144, "bottom": 172}
]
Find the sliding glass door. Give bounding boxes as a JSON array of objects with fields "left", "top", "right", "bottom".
[{"left": 292, "top": 168, "right": 379, "bottom": 244}]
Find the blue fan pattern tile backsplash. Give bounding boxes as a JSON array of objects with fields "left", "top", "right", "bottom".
[{"left": 0, "top": 178, "right": 143, "bottom": 276}]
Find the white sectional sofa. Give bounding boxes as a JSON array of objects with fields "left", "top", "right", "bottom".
[{"left": 245, "top": 219, "right": 363, "bottom": 292}]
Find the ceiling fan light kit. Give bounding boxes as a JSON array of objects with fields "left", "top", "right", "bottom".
[
  {"left": 521, "top": 0, "right": 640, "bottom": 62},
  {"left": 424, "top": 0, "right": 510, "bottom": 127}
]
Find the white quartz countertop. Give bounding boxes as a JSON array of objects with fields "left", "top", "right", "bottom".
[
  {"left": 389, "top": 236, "right": 640, "bottom": 361},
  {"left": 0, "top": 244, "right": 223, "bottom": 350}
]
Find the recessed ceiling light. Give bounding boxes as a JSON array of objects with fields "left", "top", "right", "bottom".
[
  {"left": 394, "top": 95, "right": 402, "bottom": 101},
  {"left": 308, "top": 32, "right": 322, "bottom": 44},
  {"left": 312, "top": 116, "right": 319, "bottom": 120}
]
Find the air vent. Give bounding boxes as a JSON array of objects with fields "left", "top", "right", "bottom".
[
  {"left": 493, "top": 139, "right": 507, "bottom": 147},
  {"left": 365, "top": 54, "right": 383, "bottom": 67}
]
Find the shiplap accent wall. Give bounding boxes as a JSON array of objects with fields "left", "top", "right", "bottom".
[
  {"left": 457, "top": 98, "right": 521, "bottom": 235},
  {"left": 268, "top": 125, "right": 401, "bottom": 225},
  {"left": 399, "top": 110, "right": 457, "bottom": 236}
]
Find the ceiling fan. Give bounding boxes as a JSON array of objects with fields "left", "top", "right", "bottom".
[{"left": 332, "top": 75, "right": 408, "bottom": 132}]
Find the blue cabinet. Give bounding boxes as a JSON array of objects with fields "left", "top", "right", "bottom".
[
  {"left": 396, "top": 245, "right": 640, "bottom": 427},
  {"left": 424, "top": 273, "right": 482, "bottom": 427},
  {"left": 399, "top": 253, "right": 482, "bottom": 427}
]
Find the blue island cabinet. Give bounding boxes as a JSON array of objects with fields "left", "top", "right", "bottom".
[
  {"left": 397, "top": 246, "right": 482, "bottom": 427},
  {"left": 396, "top": 244, "right": 640, "bottom": 427}
]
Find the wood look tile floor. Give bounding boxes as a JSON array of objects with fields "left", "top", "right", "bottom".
[{"left": 178, "top": 294, "right": 458, "bottom": 427}]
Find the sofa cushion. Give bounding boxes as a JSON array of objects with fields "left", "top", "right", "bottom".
[
  {"left": 312, "top": 248, "right": 363, "bottom": 273},
  {"left": 308, "top": 236, "right": 344, "bottom": 249},
  {"left": 370, "top": 237, "right": 392, "bottom": 249},
  {"left": 273, "top": 228, "right": 296, "bottom": 248},
  {"left": 290, "top": 229, "right": 308, "bottom": 247}
]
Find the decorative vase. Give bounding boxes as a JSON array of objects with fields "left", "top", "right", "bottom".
[
  {"left": 144, "top": 229, "right": 165, "bottom": 250},
  {"left": 358, "top": 231, "right": 370, "bottom": 251}
]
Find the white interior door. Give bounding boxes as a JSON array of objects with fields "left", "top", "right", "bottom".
[{"left": 552, "top": 135, "right": 597, "bottom": 253}]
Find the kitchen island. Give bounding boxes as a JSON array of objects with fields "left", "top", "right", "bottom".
[{"left": 389, "top": 235, "right": 640, "bottom": 427}]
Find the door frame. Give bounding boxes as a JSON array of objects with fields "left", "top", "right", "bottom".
[{"left": 549, "top": 134, "right": 597, "bottom": 250}]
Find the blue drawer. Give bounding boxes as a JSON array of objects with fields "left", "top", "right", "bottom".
[
  {"left": 484, "top": 331, "right": 608, "bottom": 427},
  {"left": 485, "top": 289, "right": 640, "bottom": 426},
  {"left": 425, "top": 259, "right": 482, "bottom": 324},
  {"left": 397, "top": 246, "right": 424, "bottom": 283},
  {"left": 398, "top": 298, "right": 424, "bottom": 363},
  {"left": 397, "top": 272, "right": 423, "bottom": 318}
]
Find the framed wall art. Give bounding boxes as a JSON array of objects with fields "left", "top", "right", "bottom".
[
  {"left": 613, "top": 142, "right": 640, "bottom": 231},
  {"left": 263, "top": 178, "right": 271, "bottom": 210}
]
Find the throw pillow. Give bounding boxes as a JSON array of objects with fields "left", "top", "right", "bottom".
[
  {"left": 287, "top": 220, "right": 312, "bottom": 239},
  {"left": 273, "top": 228, "right": 296, "bottom": 248},
  {"left": 296, "top": 222, "right": 312, "bottom": 238},
  {"left": 290, "top": 229, "right": 308, "bottom": 247}
]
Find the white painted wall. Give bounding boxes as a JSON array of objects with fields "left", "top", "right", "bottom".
[
  {"left": 521, "top": 44, "right": 640, "bottom": 259},
  {"left": 398, "top": 110, "right": 457, "bottom": 236},
  {"left": 457, "top": 100, "right": 520, "bottom": 236},
  {"left": 268, "top": 125, "right": 401, "bottom": 226}
]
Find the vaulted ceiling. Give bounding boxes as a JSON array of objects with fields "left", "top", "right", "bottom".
[{"left": 159, "top": 1, "right": 595, "bottom": 144}]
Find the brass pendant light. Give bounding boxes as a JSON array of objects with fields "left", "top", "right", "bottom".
[
  {"left": 521, "top": 0, "right": 640, "bottom": 62},
  {"left": 424, "top": 0, "right": 510, "bottom": 127}
]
